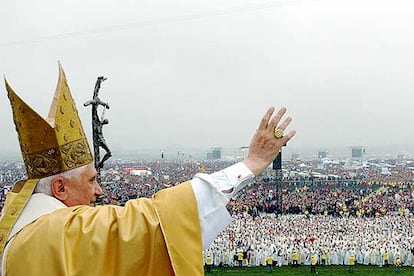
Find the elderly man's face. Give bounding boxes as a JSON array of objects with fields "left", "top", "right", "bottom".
[{"left": 64, "top": 163, "right": 103, "bottom": 206}]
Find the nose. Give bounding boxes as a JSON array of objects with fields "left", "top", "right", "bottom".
[{"left": 95, "top": 182, "right": 104, "bottom": 196}]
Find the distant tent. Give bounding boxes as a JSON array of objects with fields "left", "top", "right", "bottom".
[{"left": 123, "top": 167, "right": 152, "bottom": 176}]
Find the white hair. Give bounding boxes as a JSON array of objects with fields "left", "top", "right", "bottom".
[{"left": 34, "top": 165, "right": 88, "bottom": 196}]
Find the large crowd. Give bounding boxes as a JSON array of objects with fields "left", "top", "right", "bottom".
[
  {"left": 205, "top": 214, "right": 414, "bottom": 268},
  {"left": 228, "top": 181, "right": 413, "bottom": 218},
  {"left": 1, "top": 157, "right": 413, "bottom": 267}
]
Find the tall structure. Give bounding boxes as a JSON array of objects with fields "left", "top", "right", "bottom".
[
  {"left": 273, "top": 150, "right": 283, "bottom": 214},
  {"left": 351, "top": 146, "right": 365, "bottom": 160},
  {"left": 318, "top": 150, "right": 329, "bottom": 159},
  {"left": 206, "top": 147, "right": 222, "bottom": 160}
]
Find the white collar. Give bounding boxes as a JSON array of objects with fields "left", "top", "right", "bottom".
[{"left": 8, "top": 193, "right": 66, "bottom": 242}]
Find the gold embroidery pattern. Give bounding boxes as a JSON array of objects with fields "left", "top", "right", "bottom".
[
  {"left": 24, "top": 149, "right": 61, "bottom": 178},
  {"left": 5, "top": 64, "right": 93, "bottom": 178},
  {"left": 61, "top": 139, "right": 93, "bottom": 169}
]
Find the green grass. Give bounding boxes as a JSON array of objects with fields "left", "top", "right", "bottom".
[{"left": 206, "top": 265, "right": 414, "bottom": 275}]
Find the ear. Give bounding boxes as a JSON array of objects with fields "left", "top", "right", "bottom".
[{"left": 50, "top": 177, "right": 68, "bottom": 202}]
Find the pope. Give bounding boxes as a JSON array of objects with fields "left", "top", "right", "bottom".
[{"left": 0, "top": 64, "right": 295, "bottom": 275}]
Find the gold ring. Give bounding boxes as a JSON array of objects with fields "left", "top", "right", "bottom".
[{"left": 274, "top": 128, "right": 284, "bottom": 139}]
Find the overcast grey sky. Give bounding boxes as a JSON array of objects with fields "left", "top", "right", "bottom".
[{"left": 1, "top": 0, "right": 414, "bottom": 159}]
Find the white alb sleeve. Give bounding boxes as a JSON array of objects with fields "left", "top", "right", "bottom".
[{"left": 190, "top": 162, "right": 254, "bottom": 249}]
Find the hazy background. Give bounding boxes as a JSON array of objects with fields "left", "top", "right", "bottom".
[{"left": 1, "top": 0, "right": 413, "bottom": 160}]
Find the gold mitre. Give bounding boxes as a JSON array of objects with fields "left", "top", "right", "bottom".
[{"left": 5, "top": 64, "right": 93, "bottom": 179}]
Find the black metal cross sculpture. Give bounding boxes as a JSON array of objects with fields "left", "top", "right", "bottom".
[{"left": 84, "top": 76, "right": 112, "bottom": 180}]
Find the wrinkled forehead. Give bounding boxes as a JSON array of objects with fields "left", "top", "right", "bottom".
[{"left": 83, "top": 163, "right": 97, "bottom": 177}]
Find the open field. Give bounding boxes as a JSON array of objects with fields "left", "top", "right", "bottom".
[{"left": 206, "top": 265, "right": 414, "bottom": 275}]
